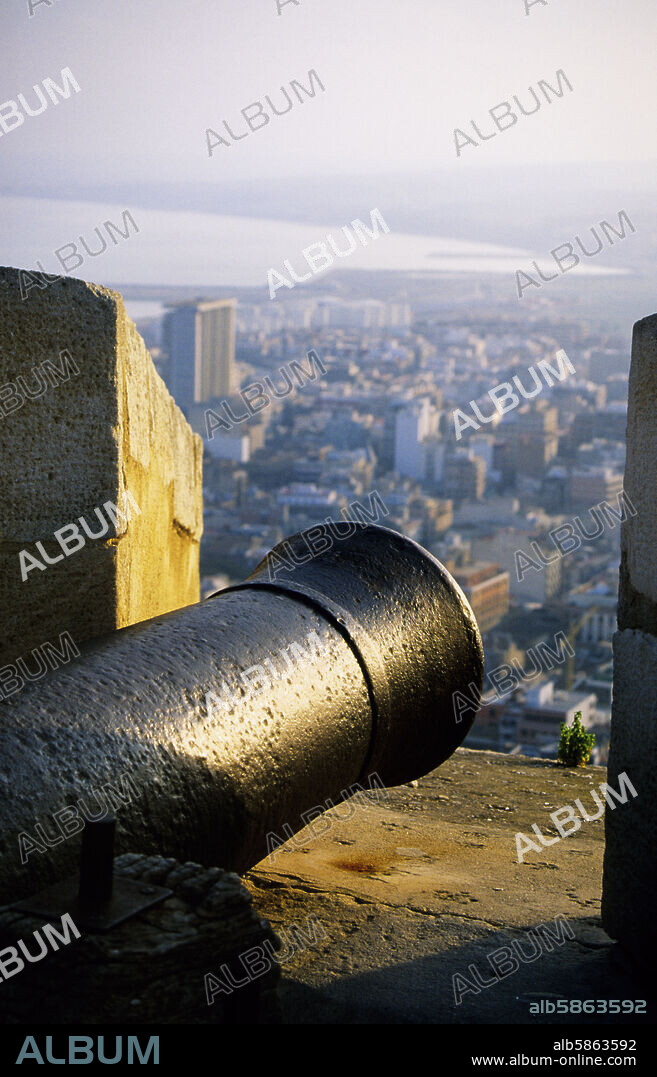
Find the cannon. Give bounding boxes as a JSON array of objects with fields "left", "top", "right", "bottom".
[{"left": 0, "top": 524, "right": 484, "bottom": 903}]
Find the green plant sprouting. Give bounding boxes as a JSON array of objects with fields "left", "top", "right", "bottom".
[{"left": 557, "top": 710, "right": 596, "bottom": 767}]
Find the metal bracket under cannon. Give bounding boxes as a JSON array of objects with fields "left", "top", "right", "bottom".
[{"left": 11, "top": 815, "right": 172, "bottom": 932}]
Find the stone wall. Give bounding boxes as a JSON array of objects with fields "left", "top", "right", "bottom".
[
  {"left": 602, "top": 312, "right": 657, "bottom": 968},
  {"left": 0, "top": 268, "right": 203, "bottom": 671},
  {"left": 0, "top": 855, "right": 281, "bottom": 1024}
]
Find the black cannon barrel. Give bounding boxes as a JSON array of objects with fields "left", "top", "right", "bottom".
[{"left": 0, "top": 524, "right": 483, "bottom": 902}]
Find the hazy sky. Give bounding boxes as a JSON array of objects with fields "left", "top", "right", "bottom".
[{"left": 2, "top": 0, "right": 656, "bottom": 192}]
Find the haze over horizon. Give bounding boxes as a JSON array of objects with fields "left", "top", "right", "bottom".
[
  {"left": 2, "top": 0, "right": 656, "bottom": 188},
  {"left": 2, "top": 1, "right": 655, "bottom": 299}
]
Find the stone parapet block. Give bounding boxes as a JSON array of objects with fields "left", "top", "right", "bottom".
[
  {"left": 602, "top": 629, "right": 656, "bottom": 967},
  {"left": 0, "top": 268, "right": 203, "bottom": 669}
]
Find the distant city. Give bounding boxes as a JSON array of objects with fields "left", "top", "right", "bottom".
[{"left": 131, "top": 268, "right": 629, "bottom": 768}]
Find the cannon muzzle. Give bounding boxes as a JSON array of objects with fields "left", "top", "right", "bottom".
[{"left": 0, "top": 524, "right": 483, "bottom": 901}]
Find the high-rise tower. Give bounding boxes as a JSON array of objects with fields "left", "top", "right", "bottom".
[{"left": 163, "top": 299, "right": 236, "bottom": 410}]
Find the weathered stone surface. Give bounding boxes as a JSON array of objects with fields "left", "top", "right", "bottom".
[
  {"left": 249, "top": 748, "right": 609, "bottom": 931},
  {"left": 603, "top": 312, "right": 657, "bottom": 971},
  {"left": 618, "top": 314, "right": 657, "bottom": 632},
  {"left": 245, "top": 749, "right": 645, "bottom": 1024},
  {"left": 602, "top": 630, "right": 656, "bottom": 968},
  {"left": 0, "top": 855, "right": 280, "bottom": 1024},
  {"left": 0, "top": 268, "right": 203, "bottom": 669}
]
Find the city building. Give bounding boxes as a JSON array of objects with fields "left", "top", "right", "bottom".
[
  {"left": 566, "top": 591, "right": 617, "bottom": 643},
  {"left": 276, "top": 483, "right": 338, "bottom": 513},
  {"left": 502, "top": 403, "right": 559, "bottom": 480},
  {"left": 394, "top": 398, "right": 437, "bottom": 480},
  {"left": 469, "top": 435, "right": 496, "bottom": 473},
  {"left": 570, "top": 467, "right": 624, "bottom": 506},
  {"left": 472, "top": 528, "right": 562, "bottom": 604},
  {"left": 443, "top": 450, "right": 486, "bottom": 503},
  {"left": 204, "top": 433, "right": 250, "bottom": 463},
  {"left": 163, "top": 298, "right": 236, "bottom": 410},
  {"left": 454, "top": 562, "right": 510, "bottom": 633},
  {"left": 591, "top": 403, "right": 627, "bottom": 441},
  {"left": 515, "top": 681, "right": 597, "bottom": 751}
]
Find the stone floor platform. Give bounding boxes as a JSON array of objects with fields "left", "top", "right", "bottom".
[{"left": 244, "top": 748, "right": 652, "bottom": 1024}]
